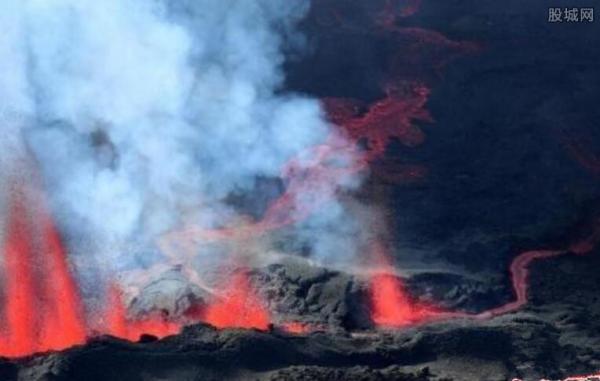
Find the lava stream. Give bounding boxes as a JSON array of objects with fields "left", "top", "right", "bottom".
[
  {"left": 369, "top": 221, "right": 600, "bottom": 329},
  {"left": 473, "top": 224, "right": 600, "bottom": 320},
  {"left": 562, "top": 371, "right": 600, "bottom": 381}
]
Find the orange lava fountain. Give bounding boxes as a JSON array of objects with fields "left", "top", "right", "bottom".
[
  {"left": 202, "top": 271, "right": 270, "bottom": 330},
  {"left": 104, "top": 285, "right": 180, "bottom": 341},
  {"left": 368, "top": 243, "right": 438, "bottom": 327},
  {"left": 0, "top": 181, "right": 189, "bottom": 357},
  {"left": 0, "top": 187, "right": 87, "bottom": 357}
]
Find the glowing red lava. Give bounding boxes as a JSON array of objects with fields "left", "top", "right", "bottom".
[
  {"left": 323, "top": 83, "right": 431, "bottom": 158},
  {"left": 104, "top": 285, "right": 180, "bottom": 341},
  {"left": 202, "top": 271, "right": 270, "bottom": 331},
  {"left": 368, "top": 243, "right": 439, "bottom": 327},
  {"left": 280, "top": 322, "right": 322, "bottom": 335},
  {"left": 479, "top": 249, "right": 570, "bottom": 319},
  {"left": 0, "top": 187, "right": 86, "bottom": 358},
  {"left": 562, "top": 371, "right": 600, "bottom": 381},
  {"left": 512, "top": 371, "right": 600, "bottom": 381},
  {"left": 370, "top": 273, "right": 436, "bottom": 327}
]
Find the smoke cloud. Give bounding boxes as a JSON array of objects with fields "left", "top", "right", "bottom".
[{"left": 0, "top": 0, "right": 364, "bottom": 283}]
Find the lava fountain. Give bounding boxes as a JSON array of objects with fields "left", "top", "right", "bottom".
[
  {"left": 0, "top": 179, "right": 196, "bottom": 356},
  {"left": 103, "top": 285, "right": 180, "bottom": 342},
  {"left": 202, "top": 270, "right": 270, "bottom": 331},
  {"left": 0, "top": 185, "right": 86, "bottom": 357},
  {"left": 368, "top": 243, "right": 439, "bottom": 327}
]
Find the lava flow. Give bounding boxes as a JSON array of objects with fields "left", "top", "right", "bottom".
[
  {"left": 0, "top": 187, "right": 86, "bottom": 358},
  {"left": 473, "top": 221, "right": 600, "bottom": 320}
]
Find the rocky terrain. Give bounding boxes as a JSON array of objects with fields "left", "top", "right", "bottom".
[{"left": 0, "top": 246, "right": 597, "bottom": 381}]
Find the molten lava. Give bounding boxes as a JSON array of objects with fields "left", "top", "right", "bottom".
[
  {"left": 562, "top": 371, "right": 600, "bottom": 381},
  {"left": 332, "top": 84, "right": 432, "bottom": 154},
  {"left": 202, "top": 271, "right": 270, "bottom": 330},
  {"left": 473, "top": 223, "right": 600, "bottom": 320},
  {"left": 105, "top": 285, "right": 180, "bottom": 341},
  {"left": 37, "top": 208, "right": 87, "bottom": 348},
  {"left": 368, "top": 244, "right": 438, "bottom": 327},
  {"left": 0, "top": 188, "right": 86, "bottom": 358},
  {"left": 370, "top": 273, "right": 433, "bottom": 327},
  {"left": 280, "top": 321, "right": 322, "bottom": 335}
]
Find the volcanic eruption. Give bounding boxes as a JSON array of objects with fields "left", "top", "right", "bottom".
[
  {"left": 0, "top": 182, "right": 86, "bottom": 358},
  {"left": 0, "top": 0, "right": 599, "bottom": 380}
]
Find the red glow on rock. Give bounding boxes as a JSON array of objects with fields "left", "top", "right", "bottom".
[
  {"left": 562, "top": 371, "right": 600, "bottom": 381},
  {"left": 324, "top": 83, "right": 432, "bottom": 157},
  {"left": 281, "top": 322, "right": 319, "bottom": 335},
  {"left": 104, "top": 285, "right": 180, "bottom": 341},
  {"left": 203, "top": 271, "right": 270, "bottom": 330},
  {"left": 0, "top": 188, "right": 86, "bottom": 358}
]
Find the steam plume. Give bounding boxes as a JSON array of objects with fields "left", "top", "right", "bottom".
[{"left": 0, "top": 0, "right": 360, "bottom": 281}]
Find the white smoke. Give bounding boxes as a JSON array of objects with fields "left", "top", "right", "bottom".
[{"left": 0, "top": 0, "right": 363, "bottom": 280}]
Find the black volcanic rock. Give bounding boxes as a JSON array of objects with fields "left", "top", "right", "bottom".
[
  {"left": 121, "top": 259, "right": 516, "bottom": 332},
  {"left": 250, "top": 261, "right": 372, "bottom": 330},
  {"left": 406, "top": 272, "right": 513, "bottom": 313},
  {"left": 127, "top": 268, "right": 210, "bottom": 319},
  {"left": 250, "top": 260, "right": 520, "bottom": 330}
]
